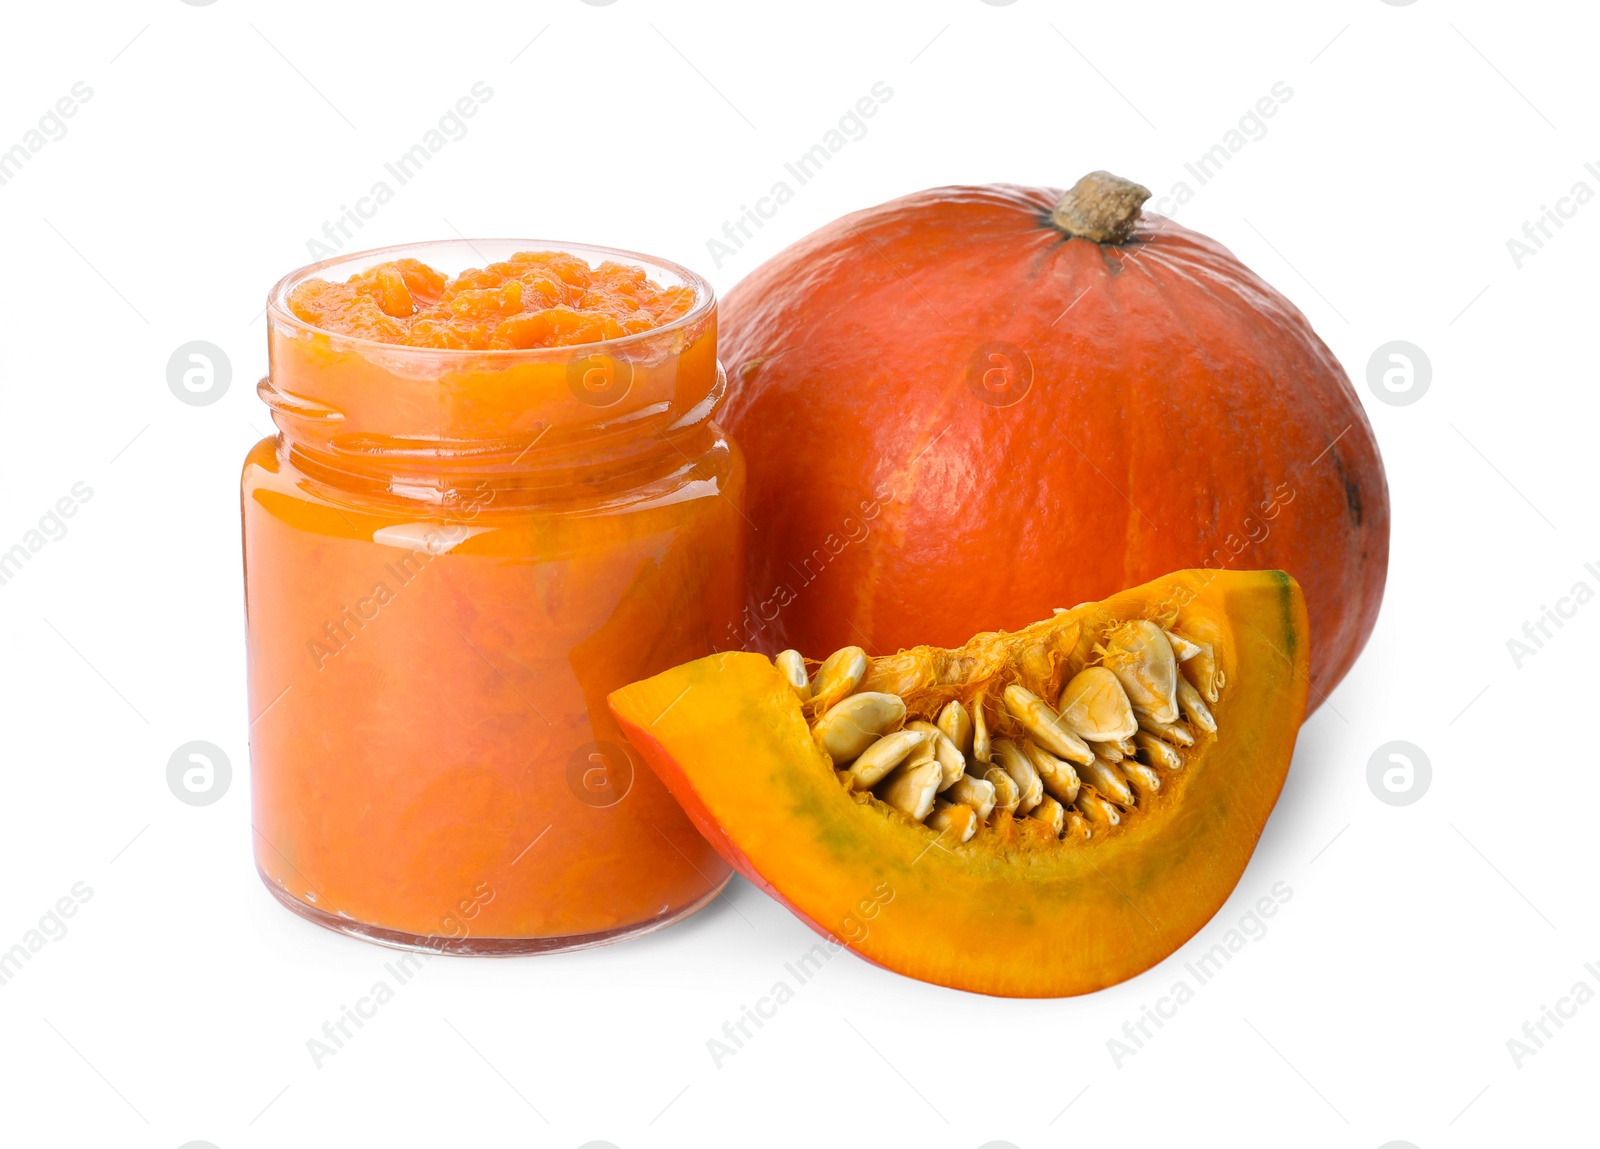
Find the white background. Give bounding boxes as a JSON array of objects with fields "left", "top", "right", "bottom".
[{"left": 0, "top": 1, "right": 1592, "bottom": 1146}]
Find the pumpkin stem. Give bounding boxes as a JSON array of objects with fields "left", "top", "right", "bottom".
[{"left": 1050, "top": 171, "right": 1152, "bottom": 244}]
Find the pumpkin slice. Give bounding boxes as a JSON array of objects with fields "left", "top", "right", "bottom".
[{"left": 608, "top": 569, "right": 1309, "bottom": 997}]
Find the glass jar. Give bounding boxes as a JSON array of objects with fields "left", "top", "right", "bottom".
[{"left": 242, "top": 240, "right": 741, "bottom": 953}]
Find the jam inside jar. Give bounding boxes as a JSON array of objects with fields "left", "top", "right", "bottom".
[{"left": 242, "top": 241, "right": 741, "bottom": 952}]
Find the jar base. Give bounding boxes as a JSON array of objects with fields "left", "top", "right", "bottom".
[{"left": 258, "top": 867, "right": 732, "bottom": 956}]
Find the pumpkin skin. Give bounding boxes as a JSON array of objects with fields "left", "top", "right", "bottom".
[
  {"left": 609, "top": 569, "right": 1309, "bottom": 997},
  {"left": 719, "top": 182, "right": 1387, "bottom": 707}
]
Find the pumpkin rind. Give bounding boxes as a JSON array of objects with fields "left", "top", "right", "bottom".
[
  {"left": 719, "top": 183, "right": 1386, "bottom": 709},
  {"left": 609, "top": 569, "right": 1310, "bottom": 998}
]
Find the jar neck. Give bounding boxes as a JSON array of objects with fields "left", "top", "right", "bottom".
[{"left": 264, "top": 362, "right": 728, "bottom": 510}]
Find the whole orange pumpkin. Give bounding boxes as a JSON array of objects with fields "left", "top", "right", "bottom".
[{"left": 719, "top": 173, "right": 1388, "bottom": 707}]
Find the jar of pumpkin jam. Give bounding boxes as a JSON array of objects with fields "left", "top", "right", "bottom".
[{"left": 242, "top": 241, "right": 741, "bottom": 952}]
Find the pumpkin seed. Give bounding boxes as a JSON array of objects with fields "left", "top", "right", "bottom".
[
  {"left": 1002, "top": 685, "right": 1094, "bottom": 765},
  {"left": 878, "top": 755, "right": 942, "bottom": 821},
  {"left": 908, "top": 720, "right": 966, "bottom": 791},
  {"left": 1028, "top": 794, "right": 1066, "bottom": 836},
  {"left": 1057, "top": 666, "right": 1137, "bottom": 741},
  {"left": 993, "top": 739, "right": 1044, "bottom": 816},
  {"left": 1122, "top": 761, "right": 1162, "bottom": 794},
  {"left": 1165, "top": 630, "right": 1203, "bottom": 661},
  {"left": 1176, "top": 678, "right": 1216, "bottom": 734},
  {"left": 1137, "top": 713, "right": 1195, "bottom": 747},
  {"left": 984, "top": 765, "right": 1020, "bottom": 816},
  {"left": 946, "top": 773, "right": 998, "bottom": 819},
  {"left": 936, "top": 699, "right": 973, "bottom": 756},
  {"left": 971, "top": 692, "right": 992, "bottom": 764},
  {"left": 1022, "top": 739, "right": 1081, "bottom": 805},
  {"left": 1134, "top": 731, "right": 1184, "bottom": 770},
  {"left": 1079, "top": 756, "right": 1134, "bottom": 807},
  {"left": 1176, "top": 637, "right": 1222, "bottom": 704},
  {"left": 1102, "top": 621, "right": 1179, "bottom": 724},
  {"left": 1074, "top": 791, "right": 1121, "bottom": 826},
  {"left": 904, "top": 727, "right": 939, "bottom": 770},
  {"left": 811, "top": 646, "right": 869, "bottom": 711},
  {"left": 928, "top": 800, "right": 979, "bottom": 843},
  {"left": 844, "top": 727, "right": 926, "bottom": 786},
  {"left": 775, "top": 649, "right": 811, "bottom": 702},
  {"left": 814, "top": 691, "right": 906, "bottom": 764}
]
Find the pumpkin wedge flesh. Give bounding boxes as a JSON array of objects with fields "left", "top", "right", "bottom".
[{"left": 609, "top": 570, "right": 1309, "bottom": 997}]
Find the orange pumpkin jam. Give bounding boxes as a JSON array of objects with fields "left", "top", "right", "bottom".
[{"left": 286, "top": 250, "right": 698, "bottom": 350}]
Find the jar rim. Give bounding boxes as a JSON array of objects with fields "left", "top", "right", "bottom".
[{"left": 265, "top": 238, "right": 716, "bottom": 361}]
